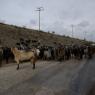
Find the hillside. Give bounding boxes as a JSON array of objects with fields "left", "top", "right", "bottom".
[{"left": 0, "top": 23, "right": 91, "bottom": 47}]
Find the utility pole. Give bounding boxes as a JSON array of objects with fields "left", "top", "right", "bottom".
[
  {"left": 36, "top": 7, "right": 44, "bottom": 32},
  {"left": 71, "top": 24, "right": 74, "bottom": 38},
  {"left": 84, "top": 31, "right": 87, "bottom": 40}
]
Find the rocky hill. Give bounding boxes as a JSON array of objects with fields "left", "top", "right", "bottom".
[{"left": 0, "top": 23, "right": 91, "bottom": 47}]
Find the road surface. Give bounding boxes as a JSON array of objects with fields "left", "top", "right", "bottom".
[
  {"left": 0, "top": 58, "right": 92, "bottom": 95},
  {"left": 70, "top": 56, "right": 95, "bottom": 95}
]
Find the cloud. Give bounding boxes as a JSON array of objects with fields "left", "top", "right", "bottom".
[
  {"left": 30, "top": 19, "right": 37, "bottom": 25},
  {"left": 0, "top": 0, "right": 95, "bottom": 41},
  {"left": 77, "top": 21, "right": 90, "bottom": 28}
]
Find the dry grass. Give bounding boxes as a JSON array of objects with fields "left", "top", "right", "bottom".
[{"left": 0, "top": 23, "right": 91, "bottom": 47}]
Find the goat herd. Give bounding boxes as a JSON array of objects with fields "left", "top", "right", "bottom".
[{"left": 0, "top": 42, "right": 95, "bottom": 70}]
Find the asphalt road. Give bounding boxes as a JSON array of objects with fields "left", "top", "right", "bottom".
[
  {"left": 70, "top": 56, "right": 95, "bottom": 95},
  {"left": 0, "top": 59, "right": 88, "bottom": 95}
]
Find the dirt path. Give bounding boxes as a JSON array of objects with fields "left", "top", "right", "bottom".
[{"left": 0, "top": 59, "right": 87, "bottom": 95}]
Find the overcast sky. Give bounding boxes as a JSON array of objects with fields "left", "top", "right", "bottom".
[{"left": 0, "top": 0, "right": 95, "bottom": 41}]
